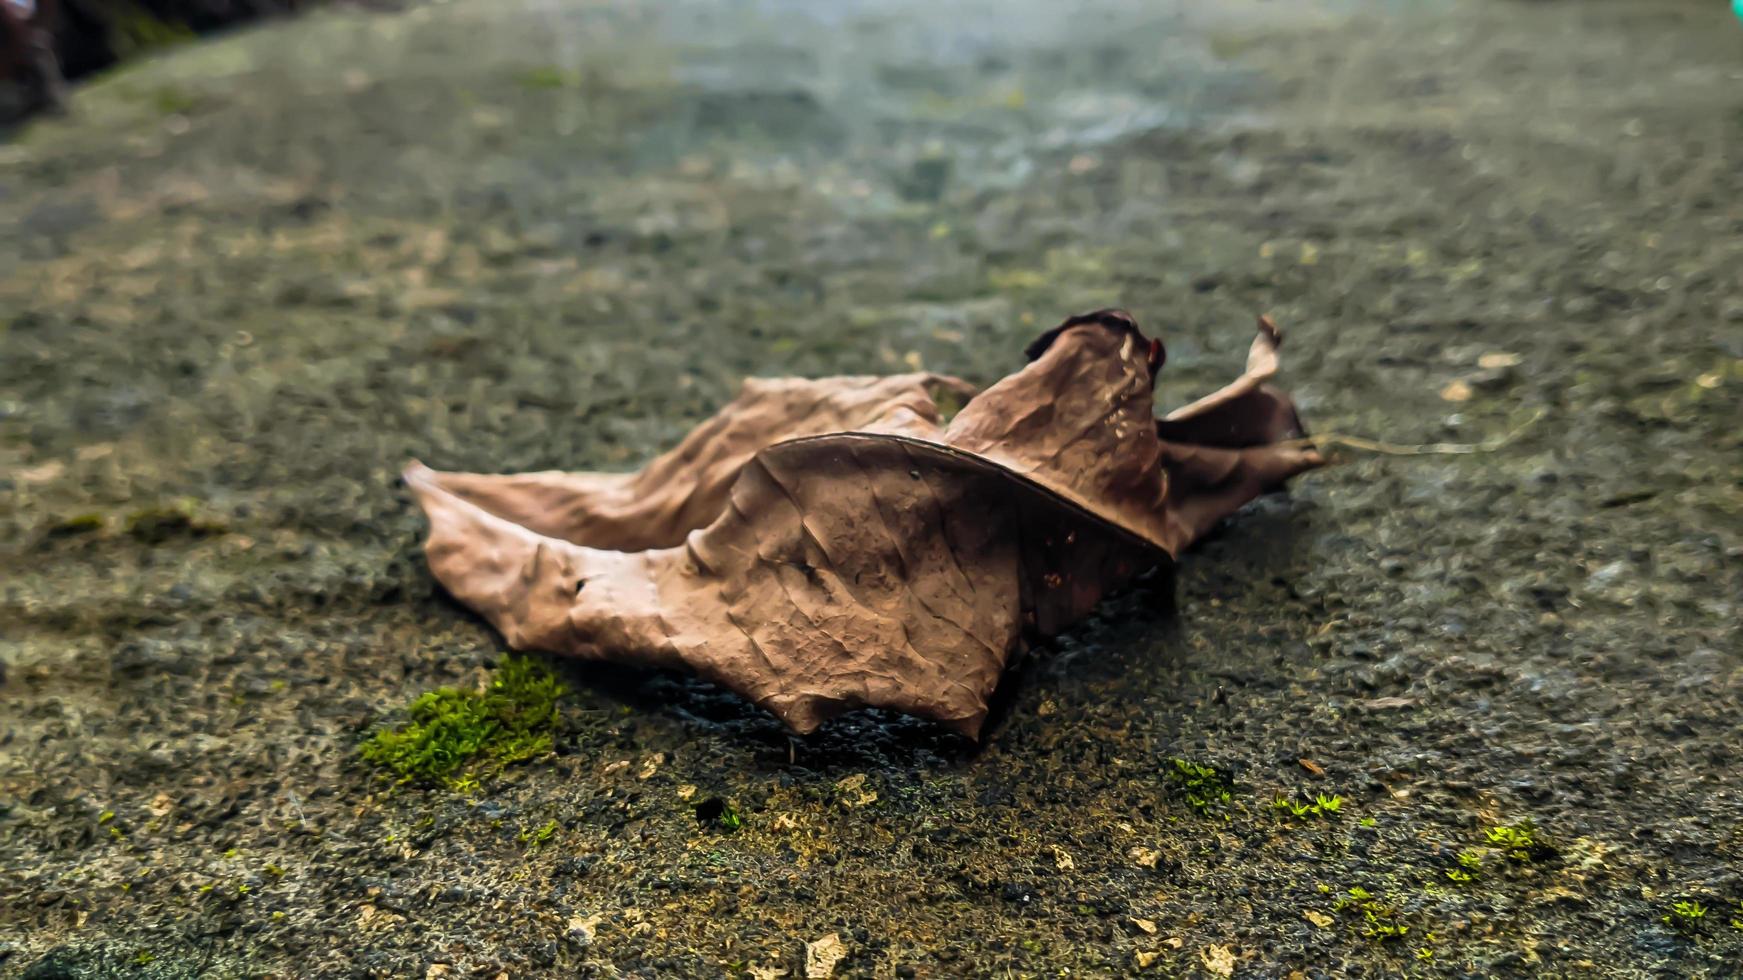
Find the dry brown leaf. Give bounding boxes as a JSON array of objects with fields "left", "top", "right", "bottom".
[
  {"left": 1440, "top": 378, "right": 1473, "bottom": 402},
  {"left": 407, "top": 310, "right": 1321, "bottom": 737},
  {"left": 413, "top": 370, "right": 972, "bottom": 551},
  {"left": 1304, "top": 910, "right": 1334, "bottom": 928},
  {"left": 1478, "top": 351, "right": 1522, "bottom": 369},
  {"left": 1298, "top": 758, "right": 1325, "bottom": 776}
]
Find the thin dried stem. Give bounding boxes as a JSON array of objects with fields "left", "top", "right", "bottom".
[{"left": 1280, "top": 409, "right": 1545, "bottom": 457}]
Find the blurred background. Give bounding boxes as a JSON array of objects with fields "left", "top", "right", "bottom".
[{"left": 2, "top": 0, "right": 1740, "bottom": 976}]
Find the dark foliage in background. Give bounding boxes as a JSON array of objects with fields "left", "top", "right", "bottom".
[{"left": 2, "top": 0, "right": 350, "bottom": 119}]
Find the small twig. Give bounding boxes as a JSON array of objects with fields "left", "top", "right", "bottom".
[{"left": 1281, "top": 408, "right": 1545, "bottom": 457}]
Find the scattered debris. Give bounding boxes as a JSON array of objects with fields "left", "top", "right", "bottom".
[
  {"left": 834, "top": 774, "right": 877, "bottom": 808},
  {"left": 1200, "top": 944, "right": 1236, "bottom": 977},
  {"left": 565, "top": 913, "right": 601, "bottom": 947},
  {"left": 804, "top": 933, "right": 846, "bottom": 979},
  {"left": 17, "top": 460, "right": 66, "bottom": 484},
  {"left": 1351, "top": 696, "right": 1419, "bottom": 712},
  {"left": 1127, "top": 846, "right": 1162, "bottom": 869}
]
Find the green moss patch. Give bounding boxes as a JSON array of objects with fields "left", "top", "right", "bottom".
[
  {"left": 1165, "top": 758, "right": 1233, "bottom": 817},
  {"left": 44, "top": 513, "right": 107, "bottom": 539},
  {"left": 360, "top": 657, "right": 566, "bottom": 788},
  {"left": 1271, "top": 793, "right": 1344, "bottom": 820},
  {"left": 1662, "top": 900, "right": 1705, "bottom": 932},
  {"left": 520, "top": 819, "right": 560, "bottom": 850},
  {"left": 125, "top": 499, "right": 227, "bottom": 544},
  {"left": 516, "top": 66, "right": 577, "bottom": 90},
  {"left": 1485, "top": 818, "right": 1554, "bottom": 863},
  {"left": 1445, "top": 849, "right": 1484, "bottom": 884},
  {"left": 1332, "top": 886, "right": 1411, "bottom": 944}
]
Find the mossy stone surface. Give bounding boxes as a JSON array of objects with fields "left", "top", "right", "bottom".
[{"left": 2, "top": 0, "right": 1740, "bottom": 976}]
